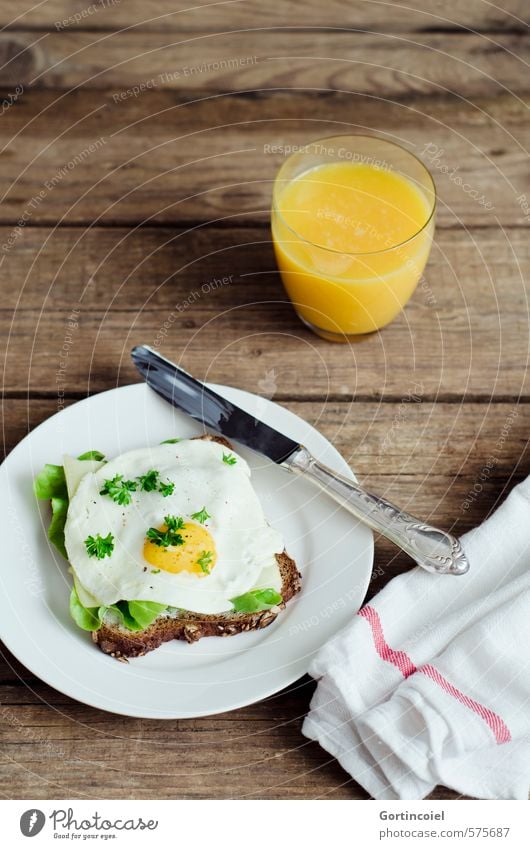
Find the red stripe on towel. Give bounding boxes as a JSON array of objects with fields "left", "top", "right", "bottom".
[
  {"left": 358, "top": 605, "right": 511, "bottom": 745},
  {"left": 418, "top": 664, "right": 511, "bottom": 745},
  {"left": 358, "top": 605, "right": 417, "bottom": 677}
]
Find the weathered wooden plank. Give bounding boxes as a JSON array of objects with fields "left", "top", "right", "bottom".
[
  {"left": 0, "top": 671, "right": 364, "bottom": 799},
  {"left": 0, "top": 91, "right": 526, "bottom": 227},
  {"left": 1, "top": 0, "right": 527, "bottom": 34},
  {"left": 0, "top": 227, "right": 528, "bottom": 400},
  {"left": 1, "top": 225, "right": 528, "bottom": 312},
  {"left": 0, "top": 31, "right": 527, "bottom": 97},
  {"left": 0, "top": 686, "right": 465, "bottom": 800},
  {"left": 3, "top": 88, "right": 528, "bottom": 137}
]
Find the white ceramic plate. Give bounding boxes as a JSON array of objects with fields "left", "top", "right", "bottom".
[{"left": 0, "top": 383, "right": 373, "bottom": 718}]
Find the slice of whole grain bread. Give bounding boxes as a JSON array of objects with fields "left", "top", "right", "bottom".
[{"left": 92, "top": 434, "right": 301, "bottom": 659}]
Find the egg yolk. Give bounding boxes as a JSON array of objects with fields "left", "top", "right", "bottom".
[{"left": 143, "top": 521, "right": 217, "bottom": 576}]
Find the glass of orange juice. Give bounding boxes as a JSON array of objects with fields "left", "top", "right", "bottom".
[{"left": 271, "top": 135, "right": 436, "bottom": 341}]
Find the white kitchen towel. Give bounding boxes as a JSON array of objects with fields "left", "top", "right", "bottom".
[{"left": 302, "top": 476, "right": 530, "bottom": 800}]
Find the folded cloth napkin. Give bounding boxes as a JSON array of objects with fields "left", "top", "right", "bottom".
[{"left": 302, "top": 476, "right": 530, "bottom": 800}]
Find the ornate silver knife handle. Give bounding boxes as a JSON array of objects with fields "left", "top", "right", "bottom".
[{"left": 283, "top": 446, "right": 469, "bottom": 575}]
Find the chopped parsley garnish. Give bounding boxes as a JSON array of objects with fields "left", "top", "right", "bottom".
[
  {"left": 137, "top": 469, "right": 160, "bottom": 491},
  {"left": 151, "top": 569, "right": 161, "bottom": 574},
  {"left": 197, "top": 551, "right": 214, "bottom": 574},
  {"left": 161, "top": 438, "right": 181, "bottom": 444},
  {"left": 84, "top": 532, "right": 114, "bottom": 559},
  {"left": 158, "top": 479, "right": 175, "bottom": 497},
  {"left": 222, "top": 452, "right": 237, "bottom": 465},
  {"left": 99, "top": 474, "right": 137, "bottom": 505},
  {"left": 146, "top": 515, "right": 185, "bottom": 548},
  {"left": 165, "top": 515, "right": 185, "bottom": 531},
  {"left": 191, "top": 506, "right": 211, "bottom": 524}
]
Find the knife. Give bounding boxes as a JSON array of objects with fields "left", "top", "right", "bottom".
[{"left": 131, "top": 345, "right": 469, "bottom": 576}]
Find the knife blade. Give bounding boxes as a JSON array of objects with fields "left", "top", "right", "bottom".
[
  {"left": 131, "top": 345, "right": 299, "bottom": 463},
  {"left": 131, "top": 345, "right": 469, "bottom": 576}
]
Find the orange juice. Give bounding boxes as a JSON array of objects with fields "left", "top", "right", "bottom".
[{"left": 272, "top": 159, "right": 435, "bottom": 338}]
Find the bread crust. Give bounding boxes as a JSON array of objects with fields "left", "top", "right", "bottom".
[{"left": 92, "top": 434, "right": 301, "bottom": 658}]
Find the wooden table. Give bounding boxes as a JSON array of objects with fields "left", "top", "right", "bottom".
[{"left": 0, "top": 1, "right": 528, "bottom": 800}]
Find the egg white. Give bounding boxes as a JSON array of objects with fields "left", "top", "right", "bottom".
[{"left": 64, "top": 439, "right": 284, "bottom": 614}]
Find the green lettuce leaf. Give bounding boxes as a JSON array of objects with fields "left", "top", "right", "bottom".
[
  {"left": 69, "top": 587, "right": 169, "bottom": 634},
  {"left": 100, "top": 600, "right": 169, "bottom": 632},
  {"left": 128, "top": 600, "right": 168, "bottom": 629},
  {"left": 230, "top": 588, "right": 283, "bottom": 613},
  {"left": 48, "top": 496, "right": 68, "bottom": 558},
  {"left": 33, "top": 464, "right": 67, "bottom": 500},
  {"left": 109, "top": 600, "right": 141, "bottom": 631},
  {"left": 34, "top": 465, "right": 69, "bottom": 558},
  {"left": 77, "top": 450, "right": 105, "bottom": 461},
  {"left": 70, "top": 586, "right": 103, "bottom": 631}
]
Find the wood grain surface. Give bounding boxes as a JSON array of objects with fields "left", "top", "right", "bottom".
[
  {"left": 0, "top": 0, "right": 527, "bottom": 801},
  {"left": 1, "top": 31, "right": 528, "bottom": 97},
  {"left": 0, "top": 92, "right": 526, "bottom": 227},
  {"left": 3, "top": 1, "right": 528, "bottom": 33}
]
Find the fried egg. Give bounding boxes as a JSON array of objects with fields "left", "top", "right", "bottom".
[{"left": 63, "top": 439, "right": 284, "bottom": 614}]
